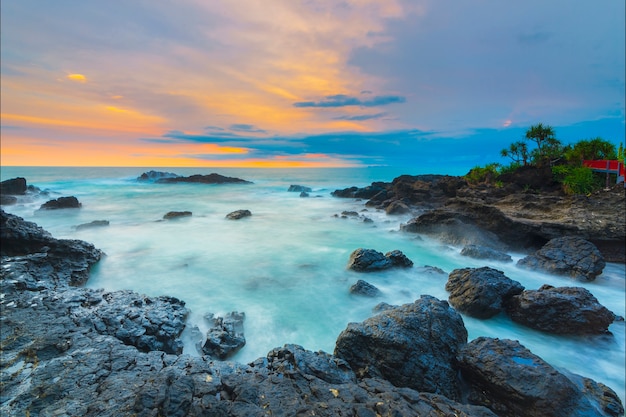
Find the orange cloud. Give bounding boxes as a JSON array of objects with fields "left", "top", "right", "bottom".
[{"left": 67, "top": 73, "right": 87, "bottom": 83}]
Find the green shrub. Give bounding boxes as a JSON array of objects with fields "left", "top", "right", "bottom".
[
  {"left": 554, "top": 166, "right": 602, "bottom": 195},
  {"left": 465, "top": 163, "right": 501, "bottom": 185}
]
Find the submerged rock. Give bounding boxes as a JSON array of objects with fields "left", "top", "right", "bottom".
[
  {"left": 137, "top": 170, "right": 180, "bottom": 181},
  {"left": 163, "top": 211, "right": 192, "bottom": 220},
  {"left": 446, "top": 267, "right": 524, "bottom": 319},
  {"left": 226, "top": 209, "right": 252, "bottom": 220},
  {"left": 505, "top": 284, "right": 617, "bottom": 334},
  {"left": 517, "top": 236, "right": 606, "bottom": 281},
  {"left": 349, "top": 279, "right": 382, "bottom": 297},
  {"left": 347, "top": 248, "right": 413, "bottom": 272},
  {"left": 157, "top": 173, "right": 252, "bottom": 184},
  {"left": 460, "top": 244, "right": 512, "bottom": 262},
  {"left": 334, "top": 295, "right": 467, "bottom": 400},
  {"left": 75, "top": 220, "right": 110, "bottom": 230},
  {"left": 457, "top": 337, "right": 623, "bottom": 417},
  {"left": 39, "top": 196, "right": 81, "bottom": 210},
  {"left": 288, "top": 184, "right": 312, "bottom": 192}
]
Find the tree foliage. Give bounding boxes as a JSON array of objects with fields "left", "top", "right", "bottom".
[{"left": 564, "top": 137, "right": 617, "bottom": 164}]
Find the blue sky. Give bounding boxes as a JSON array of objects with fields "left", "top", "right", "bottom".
[{"left": 1, "top": 0, "right": 624, "bottom": 169}]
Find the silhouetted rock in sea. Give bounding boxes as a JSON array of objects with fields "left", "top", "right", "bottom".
[
  {"left": 1, "top": 209, "right": 622, "bottom": 417},
  {"left": 347, "top": 248, "right": 413, "bottom": 272},
  {"left": 349, "top": 279, "right": 382, "bottom": 297},
  {"left": 163, "top": 211, "right": 192, "bottom": 220},
  {"left": 157, "top": 173, "right": 252, "bottom": 184},
  {"left": 226, "top": 209, "right": 251, "bottom": 220},
  {"left": 288, "top": 184, "right": 312, "bottom": 192},
  {"left": 0, "top": 177, "right": 27, "bottom": 195},
  {"left": 137, "top": 170, "right": 180, "bottom": 181},
  {"left": 39, "top": 196, "right": 82, "bottom": 210},
  {"left": 75, "top": 220, "right": 110, "bottom": 230}
]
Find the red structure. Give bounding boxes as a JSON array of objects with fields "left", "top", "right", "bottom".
[{"left": 582, "top": 160, "right": 625, "bottom": 187}]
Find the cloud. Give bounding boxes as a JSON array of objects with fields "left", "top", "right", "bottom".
[
  {"left": 229, "top": 124, "right": 267, "bottom": 134},
  {"left": 67, "top": 73, "right": 87, "bottom": 83},
  {"left": 293, "top": 94, "right": 406, "bottom": 108},
  {"left": 334, "top": 112, "right": 387, "bottom": 121}
]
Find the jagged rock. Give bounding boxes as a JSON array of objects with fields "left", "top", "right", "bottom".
[
  {"left": 1, "top": 195, "right": 18, "bottom": 205},
  {"left": 163, "top": 211, "right": 192, "bottom": 220},
  {"left": 505, "top": 284, "right": 617, "bottom": 334},
  {"left": 446, "top": 267, "right": 524, "bottom": 319},
  {"left": 75, "top": 220, "right": 110, "bottom": 230},
  {"left": 157, "top": 173, "right": 252, "bottom": 184},
  {"left": 0, "top": 177, "right": 27, "bottom": 195},
  {"left": 202, "top": 312, "right": 246, "bottom": 359},
  {"left": 137, "top": 170, "right": 180, "bottom": 181},
  {"left": 385, "top": 249, "right": 414, "bottom": 268},
  {"left": 349, "top": 279, "right": 382, "bottom": 297},
  {"left": 288, "top": 184, "right": 312, "bottom": 192},
  {"left": 517, "top": 236, "right": 606, "bottom": 281},
  {"left": 332, "top": 183, "right": 387, "bottom": 199},
  {"left": 334, "top": 295, "right": 468, "bottom": 400},
  {"left": 347, "top": 248, "right": 413, "bottom": 272},
  {"left": 39, "top": 196, "right": 81, "bottom": 210},
  {"left": 457, "top": 337, "right": 623, "bottom": 417},
  {"left": 460, "top": 244, "right": 512, "bottom": 262},
  {"left": 299, "top": 191, "right": 309, "bottom": 197},
  {"left": 385, "top": 200, "right": 410, "bottom": 215},
  {"left": 226, "top": 209, "right": 251, "bottom": 220}
]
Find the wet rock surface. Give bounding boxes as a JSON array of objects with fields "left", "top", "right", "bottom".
[
  {"left": 163, "top": 211, "right": 193, "bottom": 220},
  {"left": 347, "top": 248, "right": 413, "bottom": 272},
  {"left": 202, "top": 312, "right": 246, "bottom": 360},
  {"left": 156, "top": 173, "right": 252, "bottom": 184},
  {"left": 39, "top": 196, "right": 82, "bottom": 210},
  {"left": 225, "top": 209, "right": 252, "bottom": 220},
  {"left": 505, "top": 284, "right": 617, "bottom": 335},
  {"left": 349, "top": 279, "right": 382, "bottom": 297}
]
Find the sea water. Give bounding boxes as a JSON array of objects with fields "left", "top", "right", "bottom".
[{"left": 2, "top": 166, "right": 625, "bottom": 403}]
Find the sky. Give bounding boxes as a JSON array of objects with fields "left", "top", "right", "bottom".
[{"left": 1, "top": 0, "right": 624, "bottom": 170}]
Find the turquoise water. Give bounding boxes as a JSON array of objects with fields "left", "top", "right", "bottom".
[{"left": 2, "top": 166, "right": 624, "bottom": 403}]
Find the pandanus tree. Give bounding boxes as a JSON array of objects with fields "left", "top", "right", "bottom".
[{"left": 525, "top": 123, "right": 562, "bottom": 166}]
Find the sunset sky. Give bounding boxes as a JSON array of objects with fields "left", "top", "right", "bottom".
[{"left": 1, "top": 1, "right": 624, "bottom": 169}]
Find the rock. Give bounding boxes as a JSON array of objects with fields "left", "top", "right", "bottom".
[
  {"left": 226, "top": 209, "right": 251, "bottom": 220},
  {"left": 334, "top": 295, "right": 468, "bottom": 400},
  {"left": 385, "top": 200, "right": 410, "bottom": 215},
  {"left": 517, "top": 236, "right": 606, "bottom": 281},
  {"left": 75, "top": 220, "right": 110, "bottom": 230},
  {"left": 457, "top": 337, "right": 623, "bottom": 417},
  {"left": 1, "top": 195, "right": 18, "bottom": 205},
  {"left": 460, "top": 244, "right": 512, "bottom": 262},
  {"left": 385, "top": 249, "right": 414, "bottom": 268},
  {"left": 332, "top": 183, "right": 386, "bottom": 199},
  {"left": 347, "top": 248, "right": 391, "bottom": 272},
  {"left": 202, "top": 312, "right": 246, "bottom": 360},
  {"left": 505, "top": 284, "right": 617, "bottom": 334},
  {"left": 163, "top": 211, "right": 192, "bottom": 220},
  {"left": 0, "top": 177, "right": 27, "bottom": 195},
  {"left": 39, "top": 196, "right": 81, "bottom": 210},
  {"left": 445, "top": 267, "right": 524, "bottom": 319},
  {"left": 137, "top": 170, "right": 180, "bottom": 181},
  {"left": 341, "top": 210, "right": 359, "bottom": 217},
  {"left": 288, "top": 184, "right": 312, "bottom": 192},
  {"left": 347, "top": 248, "right": 413, "bottom": 272},
  {"left": 299, "top": 191, "right": 309, "bottom": 197},
  {"left": 349, "top": 279, "right": 382, "bottom": 297},
  {"left": 156, "top": 173, "right": 252, "bottom": 184}
]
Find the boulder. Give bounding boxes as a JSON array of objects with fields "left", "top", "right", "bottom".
[
  {"left": 347, "top": 248, "right": 413, "bottom": 272},
  {"left": 226, "top": 209, "right": 251, "bottom": 220},
  {"left": 445, "top": 267, "right": 524, "bottom": 319},
  {"left": 0, "top": 177, "right": 27, "bottom": 195},
  {"left": 517, "top": 236, "right": 606, "bottom": 281},
  {"left": 460, "top": 244, "right": 512, "bottom": 262},
  {"left": 202, "top": 312, "right": 246, "bottom": 360},
  {"left": 347, "top": 248, "right": 391, "bottom": 272},
  {"left": 137, "top": 170, "right": 180, "bottom": 181},
  {"left": 1, "top": 195, "right": 17, "bottom": 205},
  {"left": 288, "top": 184, "right": 312, "bottom": 192},
  {"left": 39, "top": 196, "right": 81, "bottom": 210},
  {"left": 505, "top": 284, "right": 617, "bottom": 334},
  {"left": 75, "top": 220, "right": 110, "bottom": 230},
  {"left": 163, "top": 211, "right": 192, "bottom": 220},
  {"left": 299, "top": 191, "right": 309, "bottom": 197},
  {"left": 349, "top": 279, "right": 382, "bottom": 297},
  {"left": 334, "top": 295, "right": 468, "bottom": 400},
  {"left": 385, "top": 249, "right": 414, "bottom": 268},
  {"left": 385, "top": 200, "right": 410, "bottom": 215},
  {"left": 156, "top": 173, "right": 252, "bottom": 184},
  {"left": 457, "top": 337, "right": 623, "bottom": 417}
]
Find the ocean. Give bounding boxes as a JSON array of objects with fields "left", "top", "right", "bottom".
[{"left": 1, "top": 166, "right": 625, "bottom": 403}]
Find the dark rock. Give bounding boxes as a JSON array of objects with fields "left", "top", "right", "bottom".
[
  {"left": 226, "top": 209, "right": 251, "bottom": 220},
  {"left": 385, "top": 249, "right": 414, "bottom": 268},
  {"left": 517, "top": 236, "right": 606, "bottom": 281},
  {"left": 202, "top": 312, "right": 246, "bottom": 360},
  {"left": 157, "top": 173, "right": 252, "bottom": 184},
  {"left": 332, "top": 183, "right": 386, "bottom": 199},
  {"left": 445, "top": 267, "right": 524, "bottom": 319},
  {"left": 372, "top": 302, "right": 396, "bottom": 313},
  {"left": 1, "top": 195, "right": 18, "bottom": 205},
  {"left": 460, "top": 244, "right": 512, "bottom": 262},
  {"left": 347, "top": 248, "right": 391, "bottom": 272},
  {"left": 334, "top": 295, "right": 468, "bottom": 400},
  {"left": 75, "top": 220, "right": 110, "bottom": 230},
  {"left": 349, "top": 279, "right": 382, "bottom": 297},
  {"left": 0, "top": 177, "right": 27, "bottom": 195},
  {"left": 505, "top": 284, "right": 617, "bottom": 334},
  {"left": 288, "top": 184, "right": 312, "bottom": 192},
  {"left": 39, "top": 196, "right": 82, "bottom": 210},
  {"left": 163, "top": 211, "right": 192, "bottom": 220},
  {"left": 385, "top": 200, "right": 410, "bottom": 215},
  {"left": 332, "top": 186, "right": 358, "bottom": 197},
  {"left": 457, "top": 337, "right": 622, "bottom": 417},
  {"left": 347, "top": 248, "right": 414, "bottom": 272},
  {"left": 299, "top": 191, "right": 309, "bottom": 197},
  {"left": 137, "top": 170, "right": 180, "bottom": 181}
]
